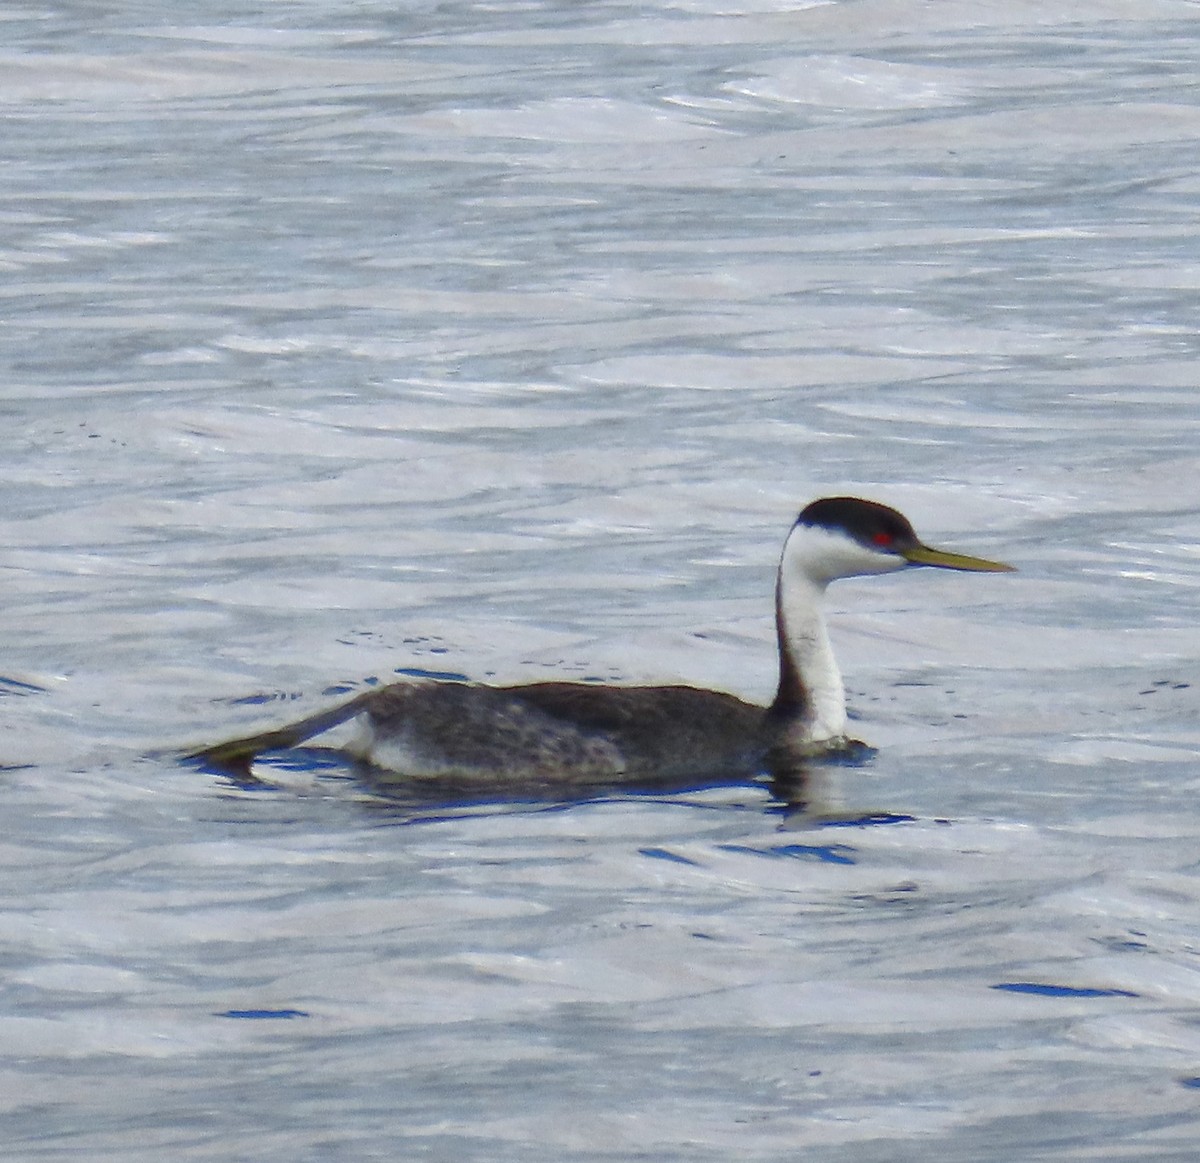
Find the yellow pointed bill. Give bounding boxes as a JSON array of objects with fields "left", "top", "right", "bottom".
[{"left": 902, "top": 544, "right": 1015, "bottom": 572}]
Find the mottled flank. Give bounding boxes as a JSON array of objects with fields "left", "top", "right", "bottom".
[{"left": 191, "top": 679, "right": 767, "bottom": 788}]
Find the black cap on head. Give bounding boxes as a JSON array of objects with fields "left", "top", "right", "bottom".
[{"left": 797, "top": 497, "right": 920, "bottom": 554}]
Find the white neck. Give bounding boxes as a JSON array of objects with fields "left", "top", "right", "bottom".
[
  {"left": 774, "top": 567, "right": 846, "bottom": 742},
  {"left": 771, "top": 522, "right": 907, "bottom": 745}
]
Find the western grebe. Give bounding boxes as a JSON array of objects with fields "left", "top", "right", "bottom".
[{"left": 188, "top": 497, "right": 1013, "bottom": 786}]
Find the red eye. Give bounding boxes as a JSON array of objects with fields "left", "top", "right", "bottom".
[{"left": 872, "top": 532, "right": 893, "bottom": 546}]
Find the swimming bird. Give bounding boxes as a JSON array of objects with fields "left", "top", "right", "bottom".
[{"left": 187, "top": 497, "right": 1012, "bottom": 787}]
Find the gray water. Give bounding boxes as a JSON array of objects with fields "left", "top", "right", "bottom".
[{"left": 3, "top": 1, "right": 1200, "bottom": 1158}]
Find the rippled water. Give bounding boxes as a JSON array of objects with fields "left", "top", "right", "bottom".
[{"left": 4, "top": 1, "right": 1200, "bottom": 1157}]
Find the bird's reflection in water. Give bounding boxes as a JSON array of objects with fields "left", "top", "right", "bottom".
[{"left": 202, "top": 744, "right": 912, "bottom": 829}]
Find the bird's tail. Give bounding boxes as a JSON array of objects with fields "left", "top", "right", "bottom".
[{"left": 183, "top": 690, "right": 375, "bottom": 777}]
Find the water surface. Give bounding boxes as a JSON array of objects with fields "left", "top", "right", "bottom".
[{"left": 3, "top": 1, "right": 1200, "bottom": 1158}]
